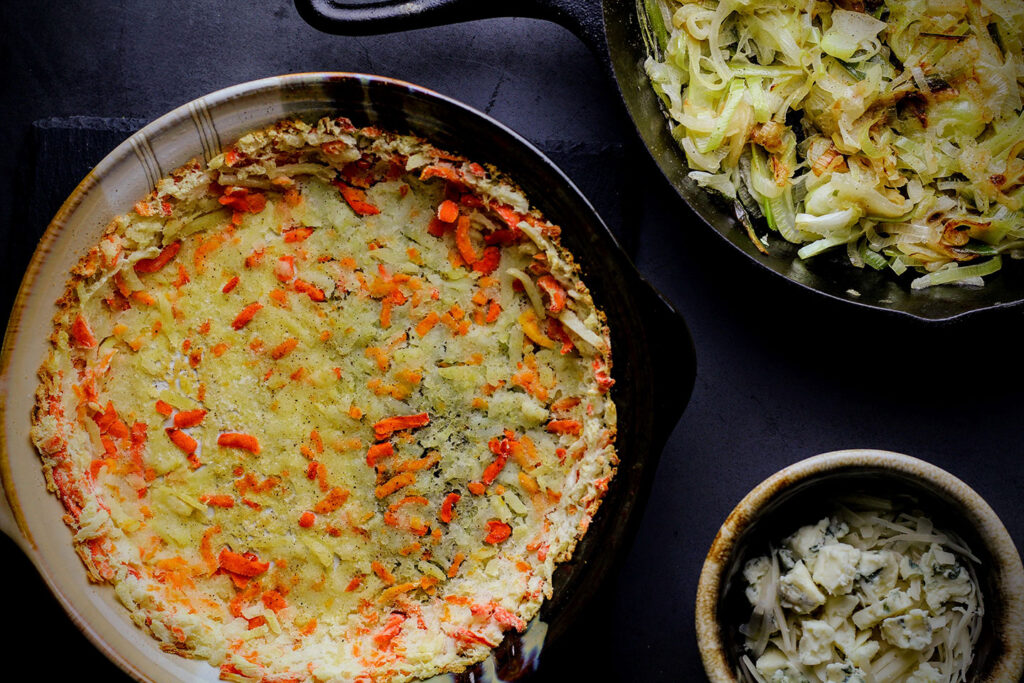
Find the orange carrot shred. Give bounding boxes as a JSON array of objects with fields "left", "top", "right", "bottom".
[
  {"left": 372, "top": 413, "right": 430, "bottom": 440},
  {"left": 70, "top": 314, "right": 98, "bottom": 348},
  {"left": 134, "top": 241, "right": 182, "bottom": 274},
  {"left": 166, "top": 428, "right": 198, "bottom": 454},
  {"left": 375, "top": 472, "right": 415, "bottom": 499},
  {"left": 484, "top": 520, "right": 512, "bottom": 544},
  {"left": 454, "top": 215, "right": 479, "bottom": 264},
  {"left": 437, "top": 199, "right": 459, "bottom": 223},
  {"left": 155, "top": 400, "right": 174, "bottom": 417},
  {"left": 269, "top": 337, "right": 299, "bottom": 360},
  {"left": 447, "top": 552, "right": 465, "bottom": 578},
  {"left": 173, "top": 409, "right": 207, "bottom": 429},
  {"left": 231, "top": 302, "right": 263, "bottom": 330},
  {"left": 217, "top": 432, "right": 261, "bottom": 454},
  {"left": 366, "top": 442, "right": 395, "bottom": 467},
  {"left": 440, "top": 493, "right": 461, "bottom": 524},
  {"left": 222, "top": 275, "right": 240, "bottom": 294},
  {"left": 218, "top": 549, "right": 269, "bottom": 577},
  {"left": 546, "top": 419, "right": 582, "bottom": 436},
  {"left": 200, "top": 494, "right": 235, "bottom": 508},
  {"left": 313, "top": 487, "right": 350, "bottom": 514}
]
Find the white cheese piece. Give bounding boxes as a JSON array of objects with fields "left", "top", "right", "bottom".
[
  {"left": 767, "top": 670, "right": 805, "bottom": 683},
  {"left": 824, "top": 594, "right": 860, "bottom": 622},
  {"left": 832, "top": 620, "right": 857, "bottom": 655},
  {"left": 779, "top": 561, "right": 828, "bottom": 614},
  {"left": 852, "top": 589, "right": 914, "bottom": 630},
  {"left": 798, "top": 619, "right": 836, "bottom": 666},
  {"left": 824, "top": 661, "right": 868, "bottom": 683},
  {"left": 812, "top": 542, "right": 861, "bottom": 595},
  {"left": 857, "top": 550, "right": 899, "bottom": 602},
  {"left": 785, "top": 518, "right": 831, "bottom": 560},
  {"left": 847, "top": 639, "right": 880, "bottom": 669},
  {"left": 906, "top": 662, "right": 942, "bottom": 683},
  {"left": 745, "top": 556, "right": 772, "bottom": 605},
  {"left": 880, "top": 609, "right": 934, "bottom": 651},
  {"left": 754, "top": 646, "right": 791, "bottom": 678}
]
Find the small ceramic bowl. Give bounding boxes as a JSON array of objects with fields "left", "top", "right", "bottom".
[{"left": 695, "top": 449, "right": 1024, "bottom": 683}]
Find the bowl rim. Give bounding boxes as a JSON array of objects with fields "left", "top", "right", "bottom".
[{"left": 694, "top": 448, "right": 1024, "bottom": 683}]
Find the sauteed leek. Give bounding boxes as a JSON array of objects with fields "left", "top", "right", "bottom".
[{"left": 645, "top": 0, "right": 1024, "bottom": 288}]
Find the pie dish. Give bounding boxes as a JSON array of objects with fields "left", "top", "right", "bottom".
[
  {"left": 29, "top": 115, "right": 616, "bottom": 682},
  {"left": 0, "top": 73, "right": 694, "bottom": 683}
]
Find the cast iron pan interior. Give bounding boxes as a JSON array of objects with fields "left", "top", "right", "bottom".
[{"left": 295, "top": 0, "right": 1024, "bottom": 322}]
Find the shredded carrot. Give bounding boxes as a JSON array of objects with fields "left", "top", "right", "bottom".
[
  {"left": 447, "top": 552, "right": 466, "bottom": 578},
  {"left": 371, "top": 561, "right": 396, "bottom": 585},
  {"left": 134, "top": 241, "right": 182, "bottom": 274},
  {"left": 200, "top": 494, "right": 235, "bottom": 508},
  {"left": 437, "top": 199, "right": 459, "bottom": 223},
  {"left": 199, "top": 525, "right": 220, "bottom": 574},
  {"left": 284, "top": 226, "right": 314, "bottom": 242},
  {"left": 275, "top": 256, "right": 295, "bottom": 283},
  {"left": 218, "top": 549, "right": 270, "bottom": 577},
  {"left": 415, "top": 311, "right": 440, "bottom": 337},
  {"left": 378, "top": 582, "right": 417, "bottom": 604},
  {"left": 518, "top": 309, "right": 556, "bottom": 349},
  {"left": 269, "top": 288, "right": 289, "bottom": 307},
  {"left": 222, "top": 275, "right": 240, "bottom": 293},
  {"left": 155, "top": 400, "right": 174, "bottom": 417},
  {"left": 439, "top": 493, "right": 461, "bottom": 524},
  {"left": 173, "top": 409, "right": 207, "bottom": 429},
  {"left": 334, "top": 182, "right": 381, "bottom": 216},
  {"left": 536, "top": 275, "right": 567, "bottom": 313},
  {"left": 484, "top": 520, "right": 512, "bottom": 544},
  {"left": 454, "top": 215, "right": 479, "bottom": 264},
  {"left": 467, "top": 481, "right": 486, "bottom": 496},
  {"left": 220, "top": 186, "right": 267, "bottom": 214},
  {"left": 269, "top": 337, "right": 299, "bottom": 360},
  {"left": 546, "top": 419, "right": 582, "bottom": 436},
  {"left": 245, "top": 248, "right": 265, "bottom": 268},
  {"left": 366, "top": 442, "right": 395, "bottom": 467},
  {"left": 472, "top": 246, "right": 501, "bottom": 275},
  {"left": 193, "top": 233, "right": 226, "bottom": 272},
  {"left": 294, "top": 279, "right": 326, "bottom": 302},
  {"left": 395, "top": 451, "right": 441, "bottom": 473},
  {"left": 261, "top": 590, "right": 288, "bottom": 612},
  {"left": 372, "top": 413, "right": 430, "bottom": 440},
  {"left": 375, "top": 472, "right": 415, "bottom": 499},
  {"left": 231, "top": 302, "right": 263, "bottom": 330},
  {"left": 131, "top": 290, "right": 157, "bottom": 306},
  {"left": 166, "top": 428, "right": 198, "bottom": 454},
  {"left": 298, "top": 511, "right": 316, "bottom": 528},
  {"left": 313, "top": 487, "right": 350, "bottom": 514},
  {"left": 217, "top": 432, "right": 261, "bottom": 454},
  {"left": 310, "top": 429, "right": 323, "bottom": 453},
  {"left": 212, "top": 342, "right": 229, "bottom": 357}
]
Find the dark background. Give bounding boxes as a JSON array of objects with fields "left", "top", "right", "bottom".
[{"left": 1, "top": 2, "right": 1022, "bottom": 682}]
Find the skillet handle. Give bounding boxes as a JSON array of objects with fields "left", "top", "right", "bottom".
[
  {"left": 634, "top": 279, "right": 696, "bottom": 448},
  {"left": 293, "top": 0, "right": 606, "bottom": 52}
]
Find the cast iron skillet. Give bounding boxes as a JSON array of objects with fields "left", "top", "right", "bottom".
[
  {"left": 0, "top": 73, "right": 694, "bottom": 681},
  {"left": 294, "top": 0, "right": 1024, "bottom": 322}
]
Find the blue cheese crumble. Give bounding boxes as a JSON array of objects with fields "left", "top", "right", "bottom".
[{"left": 738, "top": 497, "right": 983, "bottom": 683}]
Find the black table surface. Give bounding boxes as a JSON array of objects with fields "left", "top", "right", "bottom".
[{"left": 1, "top": 3, "right": 1022, "bottom": 682}]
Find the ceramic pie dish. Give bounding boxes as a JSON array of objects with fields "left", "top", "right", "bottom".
[{"left": 0, "top": 73, "right": 695, "bottom": 682}]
